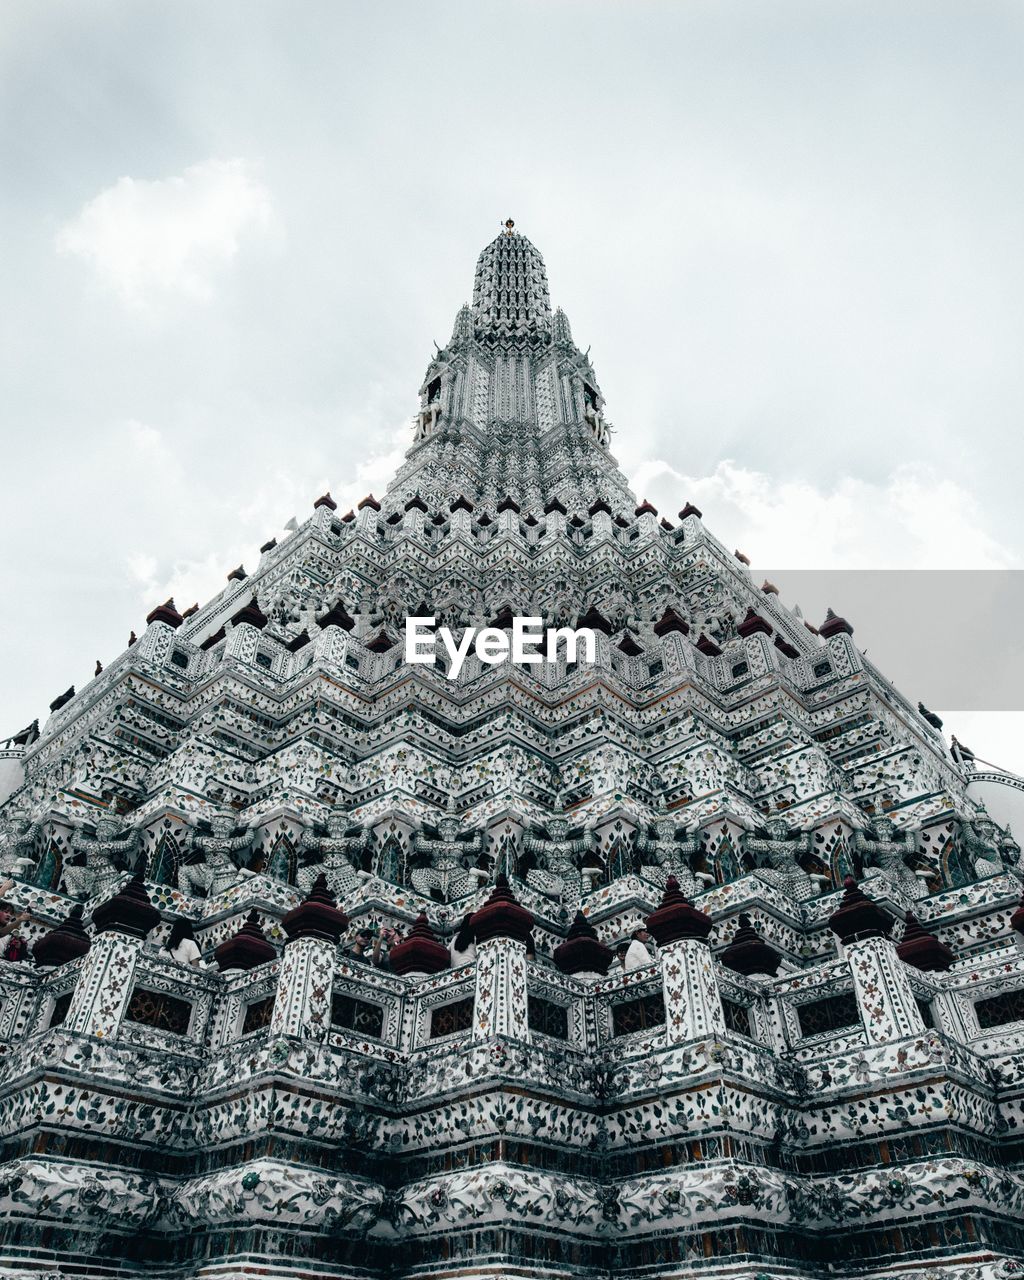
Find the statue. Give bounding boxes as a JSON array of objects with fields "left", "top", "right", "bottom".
[
  {"left": 746, "top": 818, "right": 829, "bottom": 902},
  {"left": 1002, "top": 826, "right": 1022, "bottom": 876},
  {"left": 297, "top": 810, "right": 372, "bottom": 898},
  {"left": 0, "top": 815, "right": 40, "bottom": 881},
  {"left": 410, "top": 796, "right": 489, "bottom": 902},
  {"left": 63, "top": 815, "right": 140, "bottom": 900},
  {"left": 522, "top": 800, "right": 599, "bottom": 913},
  {"left": 634, "top": 811, "right": 709, "bottom": 897},
  {"left": 179, "top": 811, "right": 255, "bottom": 898},
  {"left": 854, "top": 817, "right": 927, "bottom": 901},
  {"left": 959, "top": 806, "right": 1014, "bottom": 880}
]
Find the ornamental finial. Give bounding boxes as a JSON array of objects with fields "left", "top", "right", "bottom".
[{"left": 503, "top": 217, "right": 515, "bottom": 234}]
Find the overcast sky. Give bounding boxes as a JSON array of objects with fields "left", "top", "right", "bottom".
[{"left": 2, "top": 1, "right": 1022, "bottom": 769}]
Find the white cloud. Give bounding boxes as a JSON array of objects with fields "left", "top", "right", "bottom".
[
  {"left": 630, "top": 459, "right": 1016, "bottom": 571},
  {"left": 55, "top": 159, "right": 274, "bottom": 308}
]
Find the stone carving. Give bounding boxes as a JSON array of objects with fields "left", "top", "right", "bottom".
[
  {"left": 960, "top": 806, "right": 1015, "bottom": 880},
  {"left": 634, "top": 812, "right": 708, "bottom": 896},
  {"left": 0, "top": 814, "right": 40, "bottom": 879},
  {"left": 746, "top": 818, "right": 829, "bottom": 902},
  {"left": 522, "top": 801, "right": 598, "bottom": 914},
  {"left": 297, "top": 810, "right": 371, "bottom": 897},
  {"left": 179, "top": 811, "right": 255, "bottom": 898},
  {"left": 62, "top": 814, "right": 139, "bottom": 900},
  {"left": 410, "top": 796, "right": 489, "bottom": 902},
  {"left": 854, "top": 817, "right": 927, "bottom": 901}
]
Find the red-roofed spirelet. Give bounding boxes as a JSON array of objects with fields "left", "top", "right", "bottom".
[
  {"left": 819, "top": 607, "right": 854, "bottom": 638},
  {"left": 737, "top": 607, "right": 773, "bottom": 638},
  {"left": 653, "top": 607, "right": 689, "bottom": 637},
  {"left": 146, "top": 598, "right": 184, "bottom": 628},
  {"left": 576, "top": 605, "right": 612, "bottom": 635}
]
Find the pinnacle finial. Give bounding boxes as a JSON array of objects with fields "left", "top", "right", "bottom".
[{"left": 503, "top": 217, "right": 515, "bottom": 234}]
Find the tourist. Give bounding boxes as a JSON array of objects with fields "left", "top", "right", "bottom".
[
  {"left": 622, "top": 927, "right": 654, "bottom": 971},
  {"left": 0, "top": 880, "right": 30, "bottom": 958},
  {"left": 162, "top": 919, "right": 205, "bottom": 968},
  {"left": 449, "top": 913, "right": 476, "bottom": 966},
  {"left": 349, "top": 925, "right": 393, "bottom": 969}
]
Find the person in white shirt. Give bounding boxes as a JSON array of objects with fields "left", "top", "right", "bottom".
[
  {"left": 162, "top": 918, "right": 205, "bottom": 968},
  {"left": 622, "top": 927, "right": 655, "bottom": 971},
  {"left": 449, "top": 913, "right": 476, "bottom": 966}
]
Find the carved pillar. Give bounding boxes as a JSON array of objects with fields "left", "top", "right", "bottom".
[
  {"left": 473, "top": 936, "right": 529, "bottom": 1042},
  {"left": 845, "top": 935, "right": 926, "bottom": 1044},
  {"left": 65, "top": 876, "right": 160, "bottom": 1040},
  {"left": 470, "top": 875, "right": 534, "bottom": 1042},
  {"left": 64, "top": 930, "right": 141, "bottom": 1039},
  {"left": 271, "top": 874, "right": 349, "bottom": 1042},
  {"left": 829, "top": 878, "right": 924, "bottom": 1044},
  {"left": 659, "top": 630, "right": 697, "bottom": 678},
  {"left": 269, "top": 935, "right": 336, "bottom": 1042},
  {"left": 590, "top": 509, "right": 613, "bottom": 541},
  {"left": 661, "top": 938, "right": 726, "bottom": 1043},
  {"left": 646, "top": 877, "right": 724, "bottom": 1043}
]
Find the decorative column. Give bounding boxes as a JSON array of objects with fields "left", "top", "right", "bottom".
[
  {"left": 720, "top": 912, "right": 788, "bottom": 1051},
  {"left": 646, "top": 876, "right": 725, "bottom": 1043},
  {"left": 355, "top": 493, "right": 381, "bottom": 535},
  {"left": 829, "top": 878, "right": 925, "bottom": 1044},
  {"left": 899, "top": 910, "right": 967, "bottom": 1040},
  {"left": 737, "top": 609, "right": 779, "bottom": 679},
  {"left": 65, "top": 875, "right": 160, "bottom": 1039},
  {"left": 271, "top": 874, "right": 348, "bottom": 1042},
  {"left": 469, "top": 876, "right": 534, "bottom": 1042},
  {"left": 496, "top": 495, "right": 520, "bottom": 537}
]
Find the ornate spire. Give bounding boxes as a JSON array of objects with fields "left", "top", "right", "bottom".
[
  {"left": 383, "top": 221, "right": 635, "bottom": 515},
  {"left": 472, "top": 226, "right": 552, "bottom": 341}
]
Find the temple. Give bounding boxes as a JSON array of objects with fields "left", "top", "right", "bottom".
[{"left": 1, "top": 222, "right": 1024, "bottom": 1280}]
